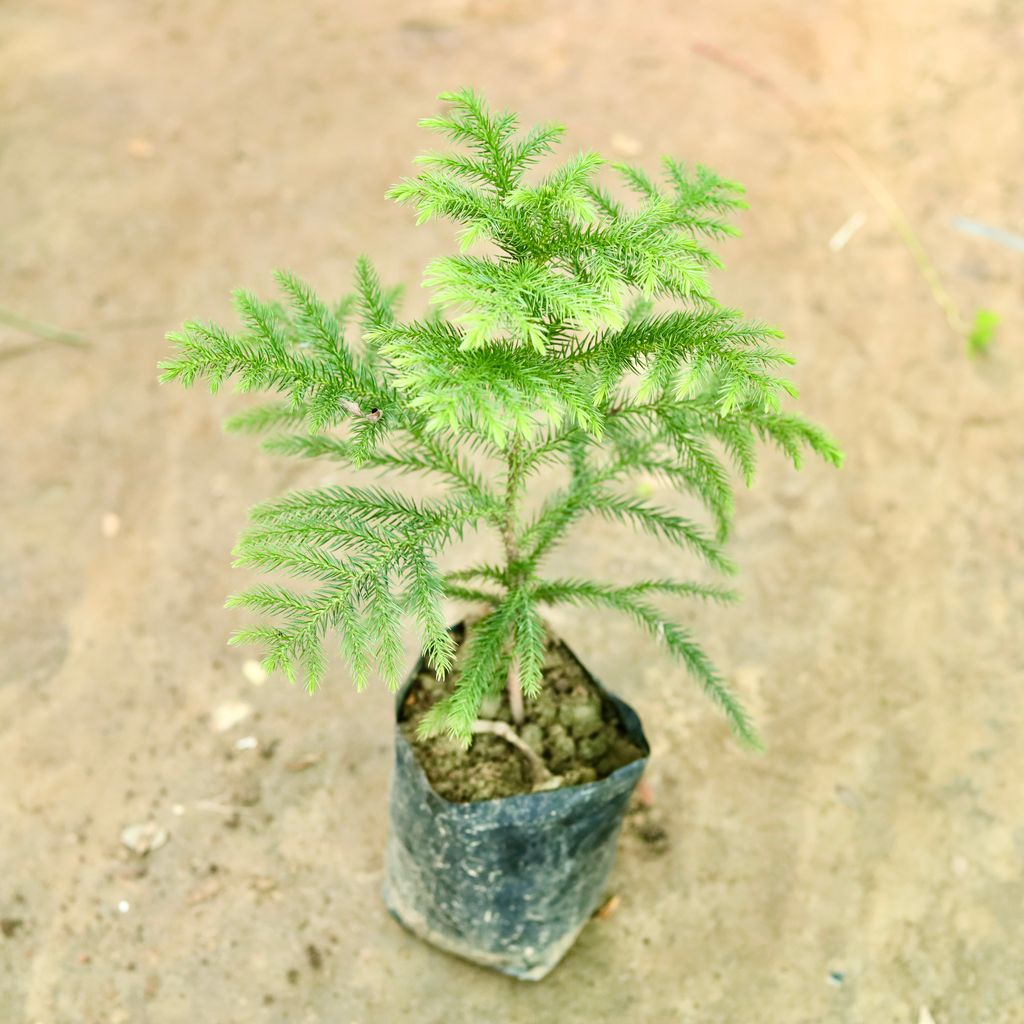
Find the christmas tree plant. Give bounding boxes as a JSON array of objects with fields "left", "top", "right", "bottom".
[{"left": 160, "top": 89, "right": 841, "bottom": 752}]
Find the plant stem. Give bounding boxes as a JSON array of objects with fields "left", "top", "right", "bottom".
[
  {"left": 471, "top": 719, "right": 555, "bottom": 788},
  {"left": 506, "top": 655, "right": 524, "bottom": 725},
  {"left": 502, "top": 437, "right": 525, "bottom": 725}
]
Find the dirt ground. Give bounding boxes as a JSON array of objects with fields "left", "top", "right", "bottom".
[{"left": 2, "top": 1, "right": 1022, "bottom": 1021}]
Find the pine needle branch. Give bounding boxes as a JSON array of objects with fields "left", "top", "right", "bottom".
[{"left": 160, "top": 89, "right": 842, "bottom": 746}]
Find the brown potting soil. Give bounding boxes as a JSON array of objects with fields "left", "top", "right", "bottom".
[{"left": 399, "top": 631, "right": 646, "bottom": 803}]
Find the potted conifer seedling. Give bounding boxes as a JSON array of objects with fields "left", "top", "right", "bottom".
[{"left": 160, "top": 90, "right": 841, "bottom": 979}]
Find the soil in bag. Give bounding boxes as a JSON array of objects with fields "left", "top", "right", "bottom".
[{"left": 399, "top": 627, "right": 646, "bottom": 802}]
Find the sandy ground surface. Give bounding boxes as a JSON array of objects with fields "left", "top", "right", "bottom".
[{"left": 2, "top": 1, "right": 1023, "bottom": 1021}]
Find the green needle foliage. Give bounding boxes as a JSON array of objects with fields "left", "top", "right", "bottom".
[{"left": 160, "top": 89, "right": 841, "bottom": 749}]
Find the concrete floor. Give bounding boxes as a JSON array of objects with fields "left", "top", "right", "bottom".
[{"left": 1, "top": 1, "right": 1022, "bottom": 1021}]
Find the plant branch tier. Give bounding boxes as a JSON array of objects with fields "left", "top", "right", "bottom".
[{"left": 160, "top": 87, "right": 842, "bottom": 753}]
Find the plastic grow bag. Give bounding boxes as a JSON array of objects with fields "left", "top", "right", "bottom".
[{"left": 382, "top": 644, "right": 649, "bottom": 980}]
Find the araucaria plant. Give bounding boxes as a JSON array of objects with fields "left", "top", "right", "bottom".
[{"left": 161, "top": 89, "right": 841, "bottom": 751}]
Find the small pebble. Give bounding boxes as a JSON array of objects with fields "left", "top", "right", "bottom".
[
  {"left": 610, "top": 133, "right": 642, "bottom": 156},
  {"left": 285, "top": 752, "right": 323, "bottom": 773},
  {"left": 828, "top": 210, "right": 866, "bottom": 253},
  {"left": 117, "top": 900, "right": 131, "bottom": 914},
  {"left": 126, "top": 137, "right": 155, "bottom": 160},
  {"left": 242, "top": 660, "right": 268, "bottom": 686},
  {"left": 186, "top": 879, "right": 223, "bottom": 907},
  {"left": 120, "top": 822, "right": 169, "bottom": 856},
  {"left": 234, "top": 735, "right": 259, "bottom": 751},
  {"left": 101, "top": 512, "right": 122, "bottom": 538},
  {"left": 211, "top": 700, "right": 253, "bottom": 732},
  {"left": 826, "top": 970, "right": 845, "bottom": 986}
]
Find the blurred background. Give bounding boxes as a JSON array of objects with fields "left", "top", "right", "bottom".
[{"left": 1, "top": 1, "right": 1022, "bottom": 1021}]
